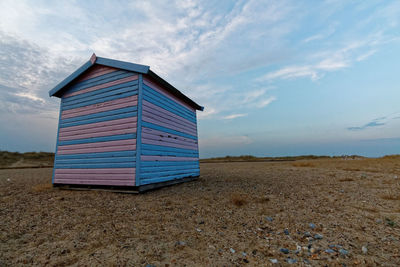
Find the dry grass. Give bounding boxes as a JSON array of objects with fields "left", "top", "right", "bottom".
[
  {"left": 31, "top": 183, "right": 53, "bottom": 192},
  {"left": 230, "top": 193, "right": 248, "bottom": 206},
  {"left": 291, "top": 161, "right": 316, "bottom": 167},
  {"left": 380, "top": 193, "right": 400, "bottom": 201}
]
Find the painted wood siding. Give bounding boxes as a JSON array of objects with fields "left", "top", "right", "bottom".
[
  {"left": 53, "top": 65, "right": 138, "bottom": 186},
  {"left": 139, "top": 77, "right": 200, "bottom": 185}
]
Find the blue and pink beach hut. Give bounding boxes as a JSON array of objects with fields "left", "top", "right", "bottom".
[{"left": 49, "top": 54, "right": 203, "bottom": 192}]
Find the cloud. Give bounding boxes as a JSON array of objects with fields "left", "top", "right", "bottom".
[
  {"left": 200, "top": 135, "right": 253, "bottom": 148},
  {"left": 222, "top": 113, "right": 248, "bottom": 120},
  {"left": 256, "top": 96, "right": 277, "bottom": 108},
  {"left": 346, "top": 114, "right": 400, "bottom": 131}
]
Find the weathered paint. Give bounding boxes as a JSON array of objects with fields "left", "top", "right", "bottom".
[
  {"left": 50, "top": 55, "right": 202, "bottom": 189},
  {"left": 53, "top": 66, "right": 137, "bottom": 186},
  {"left": 139, "top": 76, "right": 200, "bottom": 185}
]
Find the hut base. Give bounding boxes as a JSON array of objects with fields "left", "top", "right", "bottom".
[{"left": 53, "top": 176, "right": 199, "bottom": 193}]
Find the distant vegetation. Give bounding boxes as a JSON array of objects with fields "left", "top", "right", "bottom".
[
  {"left": 199, "top": 154, "right": 363, "bottom": 163},
  {"left": 0, "top": 151, "right": 54, "bottom": 168}
]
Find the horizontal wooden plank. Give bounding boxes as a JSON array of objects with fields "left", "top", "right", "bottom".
[
  {"left": 141, "top": 155, "right": 198, "bottom": 161},
  {"left": 142, "top": 109, "right": 197, "bottom": 135},
  {"left": 65, "top": 74, "right": 139, "bottom": 98},
  {"left": 62, "top": 95, "right": 138, "bottom": 119},
  {"left": 141, "top": 134, "right": 198, "bottom": 150},
  {"left": 60, "top": 111, "right": 137, "bottom": 128},
  {"left": 73, "top": 66, "right": 118, "bottom": 84},
  {"left": 58, "top": 133, "right": 136, "bottom": 146},
  {"left": 140, "top": 168, "right": 200, "bottom": 178},
  {"left": 141, "top": 121, "right": 197, "bottom": 140},
  {"left": 57, "top": 145, "right": 136, "bottom": 155},
  {"left": 55, "top": 151, "right": 136, "bottom": 160},
  {"left": 140, "top": 172, "right": 199, "bottom": 185},
  {"left": 142, "top": 127, "right": 197, "bottom": 144},
  {"left": 61, "top": 105, "right": 138, "bottom": 124},
  {"left": 55, "top": 168, "right": 136, "bottom": 174},
  {"left": 59, "top": 139, "right": 136, "bottom": 150},
  {"left": 55, "top": 174, "right": 134, "bottom": 179},
  {"left": 141, "top": 144, "right": 198, "bottom": 154},
  {"left": 143, "top": 77, "right": 195, "bottom": 112},
  {"left": 60, "top": 117, "right": 137, "bottom": 134},
  {"left": 65, "top": 70, "right": 133, "bottom": 95},
  {"left": 141, "top": 150, "right": 197, "bottom": 158},
  {"left": 142, "top": 100, "right": 196, "bottom": 128},
  {"left": 56, "top": 156, "right": 135, "bottom": 165},
  {"left": 142, "top": 115, "right": 197, "bottom": 137},
  {"left": 55, "top": 162, "right": 136, "bottom": 169},
  {"left": 140, "top": 161, "right": 199, "bottom": 167},
  {"left": 141, "top": 164, "right": 199, "bottom": 173},
  {"left": 59, "top": 127, "right": 137, "bottom": 141},
  {"left": 63, "top": 83, "right": 138, "bottom": 107},
  {"left": 54, "top": 179, "right": 135, "bottom": 186}
]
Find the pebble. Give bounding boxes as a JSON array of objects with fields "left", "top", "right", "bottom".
[
  {"left": 394, "top": 175, "right": 398, "bottom": 179},
  {"left": 175, "top": 241, "right": 186, "bottom": 246},
  {"left": 339, "top": 249, "right": 349, "bottom": 256},
  {"left": 196, "top": 228, "right": 202, "bottom": 232},
  {"left": 265, "top": 216, "right": 274, "bottom": 222},
  {"left": 376, "top": 219, "right": 383, "bottom": 224},
  {"left": 230, "top": 248, "right": 235, "bottom": 253},
  {"left": 362, "top": 246, "right": 368, "bottom": 254},
  {"left": 280, "top": 248, "right": 290, "bottom": 254},
  {"left": 7, "top": 178, "right": 10, "bottom": 182},
  {"left": 242, "top": 252, "right": 247, "bottom": 257},
  {"left": 286, "top": 258, "right": 297, "bottom": 264},
  {"left": 310, "top": 247, "right": 316, "bottom": 253},
  {"left": 314, "top": 234, "right": 323, "bottom": 240},
  {"left": 325, "top": 249, "right": 335, "bottom": 253},
  {"left": 270, "top": 259, "right": 278, "bottom": 264},
  {"left": 309, "top": 223, "right": 316, "bottom": 229},
  {"left": 284, "top": 229, "right": 290, "bottom": 235},
  {"left": 304, "top": 231, "right": 311, "bottom": 237}
]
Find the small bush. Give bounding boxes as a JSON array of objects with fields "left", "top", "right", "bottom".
[
  {"left": 231, "top": 193, "right": 248, "bottom": 207},
  {"left": 292, "top": 162, "right": 315, "bottom": 167}
]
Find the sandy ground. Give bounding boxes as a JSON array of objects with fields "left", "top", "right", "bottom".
[{"left": 0, "top": 158, "right": 400, "bottom": 266}]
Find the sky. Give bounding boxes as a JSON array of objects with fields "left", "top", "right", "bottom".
[{"left": 0, "top": 0, "right": 400, "bottom": 158}]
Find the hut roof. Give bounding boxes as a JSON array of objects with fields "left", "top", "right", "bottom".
[{"left": 48, "top": 54, "right": 204, "bottom": 111}]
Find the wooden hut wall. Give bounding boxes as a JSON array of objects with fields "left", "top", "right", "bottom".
[
  {"left": 139, "top": 77, "right": 200, "bottom": 185},
  {"left": 53, "top": 65, "right": 138, "bottom": 186}
]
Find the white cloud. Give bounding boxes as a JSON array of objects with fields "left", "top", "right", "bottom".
[
  {"left": 222, "top": 113, "right": 248, "bottom": 120},
  {"left": 256, "top": 96, "right": 276, "bottom": 108}
]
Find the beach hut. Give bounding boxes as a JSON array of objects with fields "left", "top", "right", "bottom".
[{"left": 49, "top": 54, "right": 203, "bottom": 192}]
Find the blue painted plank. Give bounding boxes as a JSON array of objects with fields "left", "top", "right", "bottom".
[
  {"left": 141, "top": 144, "right": 198, "bottom": 154},
  {"left": 56, "top": 157, "right": 136, "bottom": 164},
  {"left": 55, "top": 162, "right": 136, "bottom": 169},
  {"left": 55, "top": 151, "right": 136, "bottom": 160},
  {"left": 140, "top": 168, "right": 200, "bottom": 178},
  {"left": 63, "top": 80, "right": 138, "bottom": 103},
  {"left": 141, "top": 164, "right": 199, "bottom": 173},
  {"left": 61, "top": 106, "right": 138, "bottom": 124},
  {"left": 62, "top": 91, "right": 138, "bottom": 110},
  {"left": 62, "top": 85, "right": 138, "bottom": 107},
  {"left": 140, "top": 172, "right": 199, "bottom": 185},
  {"left": 66, "top": 70, "right": 131, "bottom": 93},
  {"left": 140, "top": 161, "right": 199, "bottom": 167},
  {"left": 143, "top": 88, "right": 196, "bottom": 122},
  {"left": 141, "top": 121, "right": 197, "bottom": 140},
  {"left": 60, "top": 112, "right": 137, "bottom": 128},
  {"left": 58, "top": 133, "right": 136, "bottom": 146},
  {"left": 143, "top": 84, "right": 195, "bottom": 116},
  {"left": 141, "top": 150, "right": 198, "bottom": 157}
]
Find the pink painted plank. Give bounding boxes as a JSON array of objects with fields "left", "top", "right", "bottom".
[
  {"left": 60, "top": 122, "right": 137, "bottom": 137},
  {"left": 58, "top": 139, "right": 136, "bottom": 151},
  {"left": 60, "top": 117, "right": 137, "bottom": 133},
  {"left": 142, "top": 103, "right": 196, "bottom": 130},
  {"left": 142, "top": 127, "right": 197, "bottom": 144},
  {"left": 57, "top": 145, "right": 136, "bottom": 155},
  {"left": 59, "top": 128, "right": 137, "bottom": 141},
  {"left": 55, "top": 168, "right": 135, "bottom": 174},
  {"left": 141, "top": 156, "right": 198, "bottom": 161},
  {"left": 64, "top": 74, "right": 138, "bottom": 98},
  {"left": 142, "top": 116, "right": 197, "bottom": 136},
  {"left": 142, "top": 110, "right": 197, "bottom": 134},
  {"left": 54, "top": 179, "right": 135, "bottom": 186},
  {"left": 73, "top": 65, "right": 118, "bottom": 83},
  {"left": 142, "top": 100, "right": 196, "bottom": 128},
  {"left": 62, "top": 95, "right": 138, "bottom": 118},
  {"left": 55, "top": 174, "right": 134, "bottom": 179},
  {"left": 142, "top": 137, "right": 198, "bottom": 150},
  {"left": 143, "top": 77, "right": 196, "bottom": 112}
]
